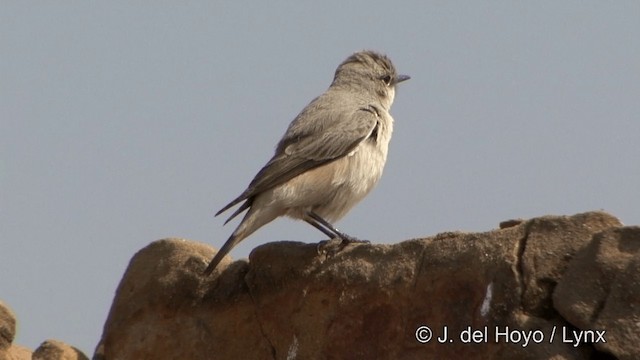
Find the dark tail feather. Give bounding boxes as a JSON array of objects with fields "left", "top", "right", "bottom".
[
  {"left": 216, "top": 190, "right": 252, "bottom": 217},
  {"left": 216, "top": 199, "right": 241, "bottom": 217},
  {"left": 223, "top": 201, "right": 250, "bottom": 225},
  {"left": 203, "top": 233, "right": 239, "bottom": 275}
]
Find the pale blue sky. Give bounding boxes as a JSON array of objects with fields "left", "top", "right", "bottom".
[{"left": 2, "top": 2, "right": 639, "bottom": 354}]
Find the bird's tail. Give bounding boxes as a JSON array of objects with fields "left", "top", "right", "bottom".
[
  {"left": 203, "top": 233, "right": 242, "bottom": 275},
  {"left": 204, "top": 199, "right": 279, "bottom": 275}
]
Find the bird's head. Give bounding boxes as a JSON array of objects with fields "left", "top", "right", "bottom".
[{"left": 332, "top": 50, "right": 410, "bottom": 108}]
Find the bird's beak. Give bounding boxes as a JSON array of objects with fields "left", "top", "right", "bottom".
[{"left": 395, "top": 74, "right": 411, "bottom": 84}]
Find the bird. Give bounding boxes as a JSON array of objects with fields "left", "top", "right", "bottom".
[{"left": 204, "top": 50, "right": 409, "bottom": 275}]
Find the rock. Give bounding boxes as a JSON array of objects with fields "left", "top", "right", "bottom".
[
  {"left": 519, "top": 212, "right": 621, "bottom": 317},
  {"left": 97, "top": 211, "right": 636, "bottom": 359},
  {"left": 1, "top": 345, "right": 31, "bottom": 360},
  {"left": 0, "top": 301, "right": 30, "bottom": 360},
  {"left": 0, "top": 301, "right": 16, "bottom": 351},
  {"left": 554, "top": 226, "right": 640, "bottom": 360},
  {"left": 96, "top": 238, "right": 271, "bottom": 359},
  {"left": 32, "top": 340, "right": 88, "bottom": 360},
  {"left": 1, "top": 301, "right": 89, "bottom": 360},
  {"left": 499, "top": 218, "right": 523, "bottom": 229},
  {"left": 1, "top": 339, "right": 88, "bottom": 360}
]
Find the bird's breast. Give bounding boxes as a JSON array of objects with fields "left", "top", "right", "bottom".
[{"left": 276, "top": 113, "right": 393, "bottom": 222}]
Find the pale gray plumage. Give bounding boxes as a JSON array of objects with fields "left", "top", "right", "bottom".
[{"left": 204, "top": 50, "right": 409, "bottom": 275}]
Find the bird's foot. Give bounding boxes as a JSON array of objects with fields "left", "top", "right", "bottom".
[
  {"left": 338, "top": 234, "right": 370, "bottom": 245},
  {"left": 316, "top": 237, "right": 343, "bottom": 256},
  {"left": 316, "top": 234, "right": 369, "bottom": 258}
]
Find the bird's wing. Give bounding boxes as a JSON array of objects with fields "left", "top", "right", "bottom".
[{"left": 216, "top": 106, "right": 380, "bottom": 221}]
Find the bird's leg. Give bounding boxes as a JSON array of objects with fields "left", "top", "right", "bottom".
[
  {"left": 303, "top": 215, "right": 339, "bottom": 239},
  {"left": 306, "top": 211, "right": 369, "bottom": 244},
  {"left": 303, "top": 212, "right": 342, "bottom": 255}
]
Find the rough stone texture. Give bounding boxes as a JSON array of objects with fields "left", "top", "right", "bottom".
[
  {"left": 0, "top": 301, "right": 30, "bottom": 360},
  {"left": 519, "top": 212, "right": 622, "bottom": 317},
  {"left": 0, "top": 345, "right": 31, "bottom": 360},
  {"left": 554, "top": 226, "right": 640, "bottom": 360},
  {"left": 0, "top": 301, "right": 89, "bottom": 360},
  {"left": 94, "top": 238, "right": 270, "bottom": 360},
  {"left": 32, "top": 340, "right": 89, "bottom": 360},
  {"left": 96, "top": 211, "right": 639, "bottom": 360},
  {"left": 0, "top": 301, "right": 16, "bottom": 351}
]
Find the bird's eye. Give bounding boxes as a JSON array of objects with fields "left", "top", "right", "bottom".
[{"left": 381, "top": 75, "right": 392, "bottom": 86}]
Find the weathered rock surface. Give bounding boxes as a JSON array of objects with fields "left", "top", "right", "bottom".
[
  {"left": 0, "top": 344, "right": 31, "bottom": 360},
  {"left": 0, "top": 301, "right": 89, "bottom": 360},
  {"left": 0, "top": 301, "right": 29, "bottom": 360},
  {"left": 0, "top": 301, "right": 16, "bottom": 352},
  {"left": 32, "top": 340, "right": 89, "bottom": 360},
  {"left": 95, "top": 211, "right": 640, "bottom": 359},
  {"left": 554, "top": 226, "right": 640, "bottom": 359}
]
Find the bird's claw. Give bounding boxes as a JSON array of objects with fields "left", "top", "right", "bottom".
[
  {"left": 339, "top": 234, "right": 369, "bottom": 245},
  {"left": 316, "top": 235, "right": 369, "bottom": 258}
]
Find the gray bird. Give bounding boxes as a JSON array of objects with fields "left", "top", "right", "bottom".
[{"left": 204, "top": 50, "right": 409, "bottom": 275}]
